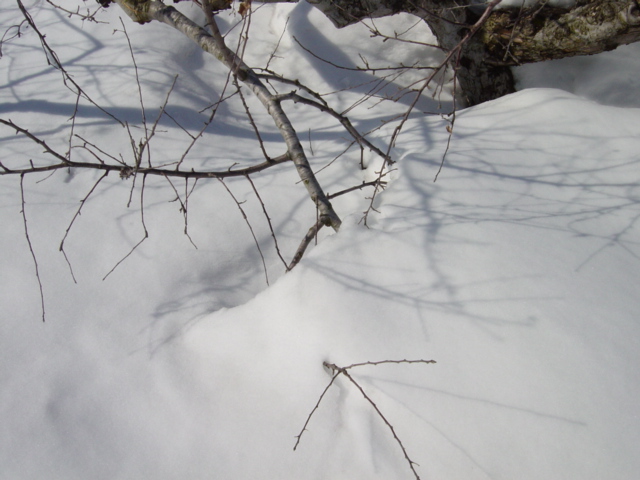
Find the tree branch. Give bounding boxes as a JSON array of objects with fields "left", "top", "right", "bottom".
[
  {"left": 481, "top": 0, "right": 640, "bottom": 64},
  {"left": 112, "top": 0, "right": 342, "bottom": 230},
  {"left": 0, "top": 118, "right": 293, "bottom": 178}
]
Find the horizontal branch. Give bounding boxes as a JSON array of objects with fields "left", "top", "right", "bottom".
[
  {"left": 0, "top": 156, "right": 291, "bottom": 178},
  {"left": 1, "top": 117, "right": 291, "bottom": 178},
  {"left": 286, "top": 0, "right": 640, "bottom": 66},
  {"left": 481, "top": 0, "right": 640, "bottom": 64}
]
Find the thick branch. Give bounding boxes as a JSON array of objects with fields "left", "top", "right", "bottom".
[
  {"left": 293, "top": 0, "right": 640, "bottom": 104},
  {"left": 305, "top": 0, "right": 640, "bottom": 63},
  {"left": 481, "top": 0, "right": 640, "bottom": 64},
  {"left": 112, "top": 0, "right": 341, "bottom": 230}
]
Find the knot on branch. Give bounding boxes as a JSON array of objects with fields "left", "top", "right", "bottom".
[{"left": 120, "top": 166, "right": 135, "bottom": 179}]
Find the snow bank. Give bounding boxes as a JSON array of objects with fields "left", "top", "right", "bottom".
[{"left": 1, "top": 2, "right": 639, "bottom": 480}]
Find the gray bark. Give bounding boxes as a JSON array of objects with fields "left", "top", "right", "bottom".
[
  {"left": 480, "top": 0, "right": 640, "bottom": 64},
  {"left": 106, "top": 0, "right": 640, "bottom": 104},
  {"left": 306, "top": 0, "right": 640, "bottom": 105},
  {"left": 112, "top": 0, "right": 342, "bottom": 230}
]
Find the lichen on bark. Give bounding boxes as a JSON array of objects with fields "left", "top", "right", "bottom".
[{"left": 480, "top": 0, "right": 640, "bottom": 65}]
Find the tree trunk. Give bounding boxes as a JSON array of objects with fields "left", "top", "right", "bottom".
[
  {"left": 307, "top": 0, "right": 640, "bottom": 105},
  {"left": 480, "top": 0, "right": 640, "bottom": 65},
  {"left": 417, "top": 0, "right": 516, "bottom": 106},
  {"left": 102, "top": 0, "right": 640, "bottom": 104}
]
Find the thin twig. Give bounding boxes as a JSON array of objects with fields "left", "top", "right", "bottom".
[
  {"left": 45, "top": 0, "right": 103, "bottom": 23},
  {"left": 337, "top": 366, "right": 423, "bottom": 480},
  {"left": 120, "top": 19, "right": 149, "bottom": 154},
  {"left": 236, "top": 83, "right": 272, "bottom": 161},
  {"left": 265, "top": 15, "right": 288, "bottom": 70},
  {"left": 343, "top": 359, "right": 437, "bottom": 369},
  {"left": 20, "top": 174, "right": 45, "bottom": 322},
  {"left": 295, "top": 359, "right": 437, "bottom": 480},
  {"left": 103, "top": 174, "right": 149, "bottom": 280},
  {"left": 292, "top": 371, "right": 341, "bottom": 451},
  {"left": 163, "top": 173, "right": 198, "bottom": 248},
  {"left": 218, "top": 178, "right": 270, "bottom": 285},
  {"left": 59, "top": 171, "right": 110, "bottom": 282},
  {"left": 66, "top": 92, "right": 81, "bottom": 161},
  {"left": 245, "top": 174, "right": 289, "bottom": 270}
]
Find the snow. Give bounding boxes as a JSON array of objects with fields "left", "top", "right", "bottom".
[{"left": 1, "top": 1, "right": 639, "bottom": 479}]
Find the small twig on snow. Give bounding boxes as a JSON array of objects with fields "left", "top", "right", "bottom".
[{"left": 295, "top": 358, "right": 436, "bottom": 480}]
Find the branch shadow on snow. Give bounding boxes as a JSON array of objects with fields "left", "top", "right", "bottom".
[
  {"left": 286, "top": 2, "right": 453, "bottom": 114},
  {"left": 275, "top": 89, "right": 639, "bottom": 472}
]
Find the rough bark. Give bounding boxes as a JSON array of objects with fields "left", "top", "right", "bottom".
[
  {"left": 306, "top": 0, "right": 640, "bottom": 104},
  {"left": 104, "top": 0, "right": 640, "bottom": 105},
  {"left": 416, "top": 0, "right": 517, "bottom": 106}
]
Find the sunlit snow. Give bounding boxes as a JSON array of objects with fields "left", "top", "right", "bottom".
[{"left": 1, "top": 2, "right": 639, "bottom": 479}]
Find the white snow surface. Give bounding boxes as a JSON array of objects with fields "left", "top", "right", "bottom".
[{"left": 1, "top": 2, "right": 639, "bottom": 480}]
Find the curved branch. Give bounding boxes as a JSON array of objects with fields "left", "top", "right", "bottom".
[{"left": 113, "top": 0, "right": 341, "bottom": 230}]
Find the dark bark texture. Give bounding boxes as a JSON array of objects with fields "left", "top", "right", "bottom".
[
  {"left": 309, "top": 0, "right": 640, "bottom": 105},
  {"left": 105, "top": 0, "right": 640, "bottom": 104}
]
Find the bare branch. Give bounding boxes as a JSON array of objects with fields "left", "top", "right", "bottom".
[
  {"left": 245, "top": 174, "right": 289, "bottom": 270},
  {"left": 113, "top": 0, "right": 342, "bottom": 230},
  {"left": 59, "top": 171, "right": 110, "bottom": 283},
  {"left": 296, "top": 359, "right": 437, "bottom": 479},
  {"left": 0, "top": 118, "right": 292, "bottom": 178},
  {"left": 327, "top": 180, "right": 387, "bottom": 200},
  {"left": 20, "top": 175, "right": 46, "bottom": 322},
  {"left": 292, "top": 370, "right": 341, "bottom": 451},
  {"left": 288, "top": 220, "right": 325, "bottom": 270},
  {"left": 218, "top": 178, "right": 270, "bottom": 285},
  {"left": 102, "top": 174, "right": 150, "bottom": 280}
]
